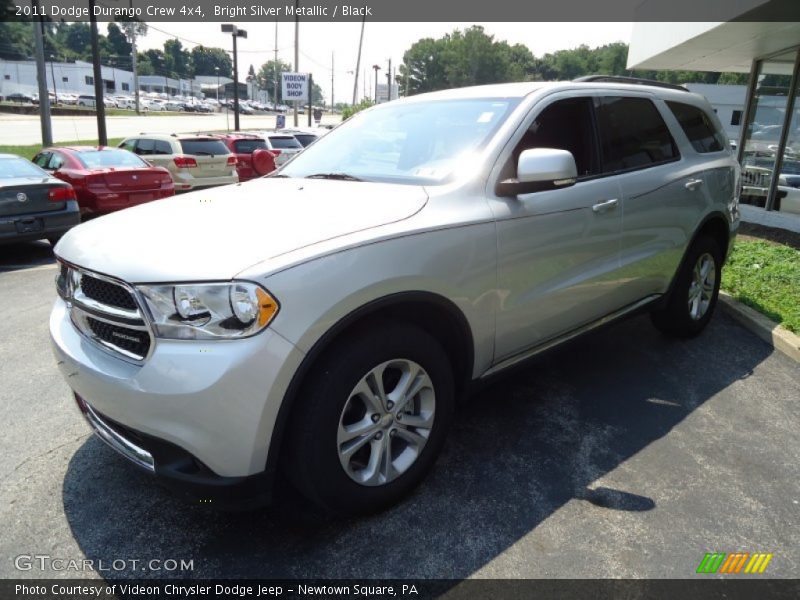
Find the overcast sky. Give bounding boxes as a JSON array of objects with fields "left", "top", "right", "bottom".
[{"left": 137, "top": 22, "right": 633, "bottom": 103}]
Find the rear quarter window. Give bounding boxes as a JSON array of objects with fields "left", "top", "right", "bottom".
[
  {"left": 179, "top": 139, "right": 230, "bottom": 156},
  {"left": 666, "top": 101, "right": 727, "bottom": 153},
  {"left": 596, "top": 96, "right": 679, "bottom": 173}
]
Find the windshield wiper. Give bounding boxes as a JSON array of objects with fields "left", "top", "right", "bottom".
[{"left": 305, "top": 172, "right": 364, "bottom": 182}]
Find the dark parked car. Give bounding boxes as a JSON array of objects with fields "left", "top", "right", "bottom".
[
  {"left": 214, "top": 133, "right": 277, "bottom": 181},
  {"left": 5, "top": 92, "right": 38, "bottom": 104},
  {"left": 0, "top": 154, "right": 79, "bottom": 245},
  {"left": 32, "top": 147, "right": 175, "bottom": 215}
]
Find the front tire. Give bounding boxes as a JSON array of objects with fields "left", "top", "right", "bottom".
[
  {"left": 286, "top": 322, "right": 455, "bottom": 515},
  {"left": 651, "top": 234, "right": 723, "bottom": 338}
]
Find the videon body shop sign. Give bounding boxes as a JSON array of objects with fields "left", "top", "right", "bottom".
[{"left": 282, "top": 72, "right": 309, "bottom": 102}]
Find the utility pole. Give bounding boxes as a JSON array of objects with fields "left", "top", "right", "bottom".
[
  {"left": 88, "top": 0, "right": 107, "bottom": 145},
  {"left": 293, "top": 0, "right": 299, "bottom": 127},
  {"left": 32, "top": 0, "right": 52, "bottom": 146},
  {"left": 308, "top": 74, "right": 312, "bottom": 127},
  {"left": 386, "top": 58, "right": 391, "bottom": 101},
  {"left": 273, "top": 20, "right": 278, "bottom": 108},
  {"left": 130, "top": 34, "right": 140, "bottom": 113},
  {"left": 372, "top": 64, "right": 380, "bottom": 103},
  {"left": 352, "top": 15, "right": 365, "bottom": 105},
  {"left": 127, "top": 0, "right": 141, "bottom": 114},
  {"left": 331, "top": 52, "right": 334, "bottom": 113}
]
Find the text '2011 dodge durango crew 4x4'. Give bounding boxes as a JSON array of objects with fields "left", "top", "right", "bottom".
[{"left": 51, "top": 77, "right": 739, "bottom": 514}]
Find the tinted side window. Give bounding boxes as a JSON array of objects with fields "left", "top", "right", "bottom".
[
  {"left": 135, "top": 139, "right": 156, "bottom": 155},
  {"left": 154, "top": 140, "right": 173, "bottom": 155},
  {"left": 596, "top": 97, "right": 678, "bottom": 172},
  {"left": 666, "top": 101, "right": 726, "bottom": 153},
  {"left": 513, "top": 97, "right": 599, "bottom": 178}
]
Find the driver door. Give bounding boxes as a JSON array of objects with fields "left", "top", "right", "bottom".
[{"left": 486, "top": 93, "right": 626, "bottom": 362}]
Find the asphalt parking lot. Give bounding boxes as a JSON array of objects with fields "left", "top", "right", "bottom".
[{"left": 1, "top": 240, "right": 798, "bottom": 580}]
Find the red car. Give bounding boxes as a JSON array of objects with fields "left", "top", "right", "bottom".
[
  {"left": 32, "top": 146, "right": 174, "bottom": 215},
  {"left": 214, "top": 133, "right": 277, "bottom": 182}
]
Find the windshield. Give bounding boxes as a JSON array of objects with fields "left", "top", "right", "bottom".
[
  {"left": 234, "top": 139, "right": 268, "bottom": 153},
  {"left": 179, "top": 139, "right": 230, "bottom": 156},
  {"left": 269, "top": 136, "right": 303, "bottom": 150},
  {"left": 77, "top": 149, "right": 149, "bottom": 169},
  {"left": 281, "top": 97, "right": 519, "bottom": 185},
  {"left": 0, "top": 157, "right": 48, "bottom": 179}
]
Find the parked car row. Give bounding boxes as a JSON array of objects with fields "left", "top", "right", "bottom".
[{"left": 1, "top": 125, "right": 324, "bottom": 246}]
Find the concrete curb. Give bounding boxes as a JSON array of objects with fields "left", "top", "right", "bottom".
[{"left": 719, "top": 291, "right": 800, "bottom": 363}]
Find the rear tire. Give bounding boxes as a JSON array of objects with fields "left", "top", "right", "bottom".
[
  {"left": 286, "top": 321, "right": 454, "bottom": 515},
  {"left": 651, "top": 234, "right": 723, "bottom": 338}
]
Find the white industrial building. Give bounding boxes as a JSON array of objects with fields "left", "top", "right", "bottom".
[
  {"left": 0, "top": 59, "right": 213, "bottom": 99},
  {"left": 0, "top": 59, "right": 134, "bottom": 97}
]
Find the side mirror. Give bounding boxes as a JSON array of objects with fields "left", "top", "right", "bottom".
[{"left": 496, "top": 148, "right": 578, "bottom": 197}]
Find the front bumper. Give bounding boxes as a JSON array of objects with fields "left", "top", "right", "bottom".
[{"left": 50, "top": 297, "right": 304, "bottom": 497}]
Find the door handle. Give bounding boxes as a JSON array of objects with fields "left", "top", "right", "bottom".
[
  {"left": 685, "top": 178, "right": 704, "bottom": 191},
  {"left": 592, "top": 198, "right": 618, "bottom": 213}
]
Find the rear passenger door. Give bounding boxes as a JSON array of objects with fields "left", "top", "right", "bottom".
[{"left": 597, "top": 94, "right": 710, "bottom": 303}]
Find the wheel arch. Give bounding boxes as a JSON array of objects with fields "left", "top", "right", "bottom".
[
  {"left": 661, "top": 210, "right": 731, "bottom": 305},
  {"left": 263, "top": 291, "right": 475, "bottom": 477}
]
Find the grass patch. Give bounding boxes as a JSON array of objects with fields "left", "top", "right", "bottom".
[
  {"left": 721, "top": 239, "right": 800, "bottom": 333},
  {"left": 0, "top": 138, "right": 124, "bottom": 161}
]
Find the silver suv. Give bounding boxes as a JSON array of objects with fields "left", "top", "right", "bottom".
[{"left": 50, "top": 78, "right": 739, "bottom": 514}]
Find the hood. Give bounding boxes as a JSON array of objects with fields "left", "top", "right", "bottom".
[{"left": 55, "top": 178, "right": 427, "bottom": 282}]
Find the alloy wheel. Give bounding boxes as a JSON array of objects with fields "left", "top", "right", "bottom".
[{"left": 337, "top": 359, "right": 435, "bottom": 486}]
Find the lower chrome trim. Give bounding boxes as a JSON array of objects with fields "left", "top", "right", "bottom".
[
  {"left": 75, "top": 394, "right": 155, "bottom": 473},
  {"left": 482, "top": 294, "right": 661, "bottom": 378}
]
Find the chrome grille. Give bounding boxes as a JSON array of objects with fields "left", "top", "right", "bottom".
[
  {"left": 80, "top": 274, "right": 138, "bottom": 310},
  {"left": 86, "top": 317, "right": 151, "bottom": 359},
  {"left": 61, "top": 264, "right": 153, "bottom": 362}
]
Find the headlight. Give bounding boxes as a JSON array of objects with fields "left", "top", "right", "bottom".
[{"left": 137, "top": 281, "right": 279, "bottom": 340}]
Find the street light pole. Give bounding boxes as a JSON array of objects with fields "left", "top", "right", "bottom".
[
  {"left": 215, "top": 66, "right": 219, "bottom": 102},
  {"left": 49, "top": 55, "right": 57, "bottom": 105},
  {"left": 221, "top": 24, "right": 247, "bottom": 132},
  {"left": 88, "top": 0, "right": 107, "bottom": 145}
]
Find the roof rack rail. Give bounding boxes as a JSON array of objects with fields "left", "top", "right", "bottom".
[{"left": 574, "top": 75, "right": 689, "bottom": 93}]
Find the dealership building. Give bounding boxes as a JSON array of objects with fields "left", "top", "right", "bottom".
[
  {"left": 0, "top": 59, "right": 207, "bottom": 99},
  {"left": 629, "top": 6, "right": 800, "bottom": 213}
]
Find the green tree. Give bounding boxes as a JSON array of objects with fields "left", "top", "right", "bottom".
[
  {"left": 106, "top": 23, "right": 131, "bottom": 58},
  {"left": 341, "top": 98, "right": 374, "bottom": 120},
  {"left": 190, "top": 45, "right": 231, "bottom": 77},
  {"left": 257, "top": 58, "right": 293, "bottom": 103},
  {"left": 163, "top": 38, "right": 191, "bottom": 78}
]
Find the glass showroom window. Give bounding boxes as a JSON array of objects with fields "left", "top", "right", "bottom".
[{"left": 739, "top": 48, "right": 800, "bottom": 212}]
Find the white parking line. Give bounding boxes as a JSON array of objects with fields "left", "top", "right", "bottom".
[{"left": 0, "top": 263, "right": 57, "bottom": 272}]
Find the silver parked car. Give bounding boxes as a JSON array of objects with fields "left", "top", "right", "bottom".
[{"left": 50, "top": 78, "right": 739, "bottom": 513}]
